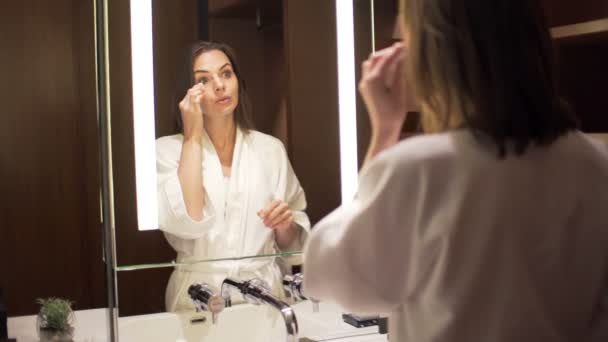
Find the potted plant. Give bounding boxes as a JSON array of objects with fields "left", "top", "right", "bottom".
[{"left": 35, "top": 297, "right": 75, "bottom": 342}]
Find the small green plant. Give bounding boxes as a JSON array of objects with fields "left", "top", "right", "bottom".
[{"left": 36, "top": 297, "right": 74, "bottom": 331}]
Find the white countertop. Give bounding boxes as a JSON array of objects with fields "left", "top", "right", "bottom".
[{"left": 8, "top": 306, "right": 388, "bottom": 342}]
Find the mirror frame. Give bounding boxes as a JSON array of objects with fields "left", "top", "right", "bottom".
[{"left": 95, "top": 0, "right": 119, "bottom": 340}]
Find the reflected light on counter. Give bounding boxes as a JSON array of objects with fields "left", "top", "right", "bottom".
[
  {"left": 335, "top": 0, "right": 359, "bottom": 204},
  {"left": 130, "top": 0, "right": 158, "bottom": 230}
]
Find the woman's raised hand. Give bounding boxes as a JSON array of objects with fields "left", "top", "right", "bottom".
[
  {"left": 179, "top": 83, "right": 206, "bottom": 142},
  {"left": 358, "top": 42, "right": 414, "bottom": 136}
]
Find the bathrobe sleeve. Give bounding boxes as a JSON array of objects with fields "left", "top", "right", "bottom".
[
  {"left": 156, "top": 136, "right": 217, "bottom": 240},
  {"left": 303, "top": 148, "right": 424, "bottom": 314},
  {"left": 275, "top": 142, "right": 311, "bottom": 252}
]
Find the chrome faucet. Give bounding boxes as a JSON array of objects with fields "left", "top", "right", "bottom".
[
  {"left": 283, "top": 273, "right": 319, "bottom": 312},
  {"left": 187, "top": 283, "right": 225, "bottom": 324},
  {"left": 283, "top": 273, "right": 306, "bottom": 301},
  {"left": 221, "top": 277, "right": 299, "bottom": 342}
]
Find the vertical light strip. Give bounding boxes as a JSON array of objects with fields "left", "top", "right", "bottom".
[
  {"left": 335, "top": 0, "right": 359, "bottom": 204},
  {"left": 130, "top": 0, "right": 159, "bottom": 230}
]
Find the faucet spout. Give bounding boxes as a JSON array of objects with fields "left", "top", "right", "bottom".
[
  {"left": 260, "top": 294, "right": 298, "bottom": 341},
  {"left": 221, "top": 277, "right": 243, "bottom": 307},
  {"left": 221, "top": 277, "right": 299, "bottom": 342}
]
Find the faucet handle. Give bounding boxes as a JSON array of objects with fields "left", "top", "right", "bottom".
[
  {"left": 283, "top": 273, "right": 306, "bottom": 302},
  {"left": 241, "top": 278, "right": 272, "bottom": 305},
  {"left": 283, "top": 273, "right": 320, "bottom": 312},
  {"left": 188, "top": 283, "right": 225, "bottom": 323}
]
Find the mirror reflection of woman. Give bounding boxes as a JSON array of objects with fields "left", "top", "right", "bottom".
[
  {"left": 304, "top": 0, "right": 608, "bottom": 341},
  {"left": 156, "top": 41, "right": 310, "bottom": 312}
]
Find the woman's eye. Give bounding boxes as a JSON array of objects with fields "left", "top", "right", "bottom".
[
  {"left": 198, "top": 78, "right": 208, "bottom": 85},
  {"left": 222, "top": 70, "right": 232, "bottom": 78}
]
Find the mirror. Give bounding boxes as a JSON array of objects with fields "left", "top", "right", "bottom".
[
  {"left": 106, "top": 0, "right": 375, "bottom": 324},
  {"left": 111, "top": 0, "right": 342, "bottom": 268},
  {"left": 103, "top": 2, "right": 381, "bottom": 341},
  {"left": 102, "top": 0, "right": 608, "bottom": 339}
]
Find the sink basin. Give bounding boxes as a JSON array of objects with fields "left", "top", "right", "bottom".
[
  {"left": 118, "top": 301, "right": 386, "bottom": 342},
  {"left": 293, "top": 301, "right": 385, "bottom": 341},
  {"left": 119, "top": 312, "right": 186, "bottom": 342},
  {"left": 183, "top": 304, "right": 286, "bottom": 341},
  {"left": 119, "top": 305, "right": 284, "bottom": 342}
]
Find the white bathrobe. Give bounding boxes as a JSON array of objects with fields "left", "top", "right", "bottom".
[
  {"left": 304, "top": 130, "right": 608, "bottom": 342},
  {"left": 157, "top": 128, "right": 310, "bottom": 312}
]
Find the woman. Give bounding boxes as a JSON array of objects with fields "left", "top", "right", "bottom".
[
  {"left": 157, "top": 41, "right": 310, "bottom": 312},
  {"left": 304, "top": 0, "right": 608, "bottom": 341}
]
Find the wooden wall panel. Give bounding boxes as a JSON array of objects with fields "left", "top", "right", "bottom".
[
  {"left": 284, "top": 0, "right": 341, "bottom": 224},
  {"left": 153, "top": 0, "right": 201, "bottom": 139},
  {"left": 116, "top": 268, "right": 172, "bottom": 315},
  {"left": 354, "top": 0, "right": 374, "bottom": 168},
  {"left": 555, "top": 34, "right": 608, "bottom": 132},
  {"left": 209, "top": 0, "right": 281, "bottom": 19},
  {"left": 373, "top": 0, "right": 398, "bottom": 51},
  {"left": 262, "top": 28, "right": 289, "bottom": 144},
  {"left": 0, "top": 0, "right": 105, "bottom": 316},
  {"left": 541, "top": 0, "right": 608, "bottom": 27}
]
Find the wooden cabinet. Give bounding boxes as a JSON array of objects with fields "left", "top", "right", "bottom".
[
  {"left": 541, "top": 0, "right": 608, "bottom": 27},
  {"left": 548, "top": 5, "right": 608, "bottom": 133}
]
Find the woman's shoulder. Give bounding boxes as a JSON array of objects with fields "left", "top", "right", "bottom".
[
  {"left": 359, "top": 132, "right": 458, "bottom": 186},
  {"left": 574, "top": 132, "right": 608, "bottom": 156},
  {"left": 245, "top": 130, "right": 286, "bottom": 153},
  {"left": 155, "top": 134, "right": 184, "bottom": 157},
  {"left": 566, "top": 131, "right": 608, "bottom": 172},
  {"left": 156, "top": 134, "right": 183, "bottom": 144},
  {"left": 380, "top": 131, "right": 461, "bottom": 167}
]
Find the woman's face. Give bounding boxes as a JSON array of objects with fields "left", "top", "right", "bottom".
[{"left": 192, "top": 49, "right": 239, "bottom": 119}]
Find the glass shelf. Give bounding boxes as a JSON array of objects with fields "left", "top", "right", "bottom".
[{"left": 115, "top": 251, "right": 303, "bottom": 272}]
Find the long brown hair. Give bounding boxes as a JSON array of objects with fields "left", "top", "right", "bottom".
[
  {"left": 400, "top": 0, "right": 577, "bottom": 156},
  {"left": 173, "top": 41, "right": 254, "bottom": 134}
]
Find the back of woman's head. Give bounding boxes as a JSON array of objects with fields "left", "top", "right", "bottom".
[{"left": 400, "top": 0, "right": 578, "bottom": 155}]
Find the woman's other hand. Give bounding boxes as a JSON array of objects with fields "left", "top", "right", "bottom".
[
  {"left": 258, "top": 200, "right": 294, "bottom": 231},
  {"left": 179, "top": 83, "right": 206, "bottom": 142}
]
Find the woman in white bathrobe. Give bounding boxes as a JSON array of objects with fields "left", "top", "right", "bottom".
[
  {"left": 304, "top": 0, "right": 608, "bottom": 341},
  {"left": 157, "top": 41, "right": 310, "bottom": 312}
]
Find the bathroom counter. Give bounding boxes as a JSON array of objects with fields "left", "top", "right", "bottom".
[{"left": 8, "top": 304, "right": 388, "bottom": 342}]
